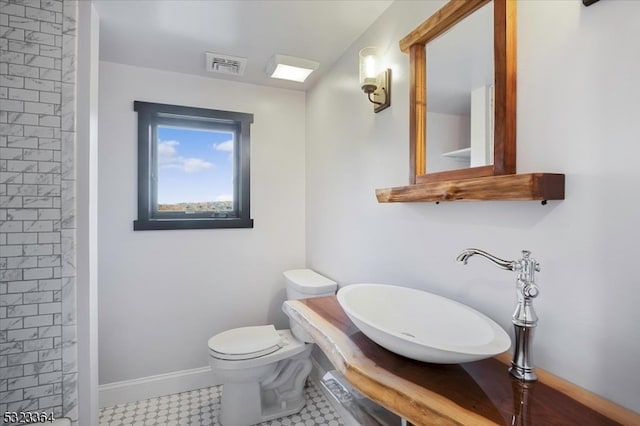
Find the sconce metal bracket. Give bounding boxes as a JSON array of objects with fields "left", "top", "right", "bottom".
[{"left": 371, "top": 68, "right": 391, "bottom": 113}]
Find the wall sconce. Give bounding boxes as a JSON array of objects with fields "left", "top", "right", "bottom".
[{"left": 359, "top": 47, "right": 391, "bottom": 113}]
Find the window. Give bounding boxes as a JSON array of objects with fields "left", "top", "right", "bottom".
[{"left": 133, "top": 101, "right": 253, "bottom": 230}]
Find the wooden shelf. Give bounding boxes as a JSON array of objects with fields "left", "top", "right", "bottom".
[{"left": 376, "top": 173, "right": 565, "bottom": 203}]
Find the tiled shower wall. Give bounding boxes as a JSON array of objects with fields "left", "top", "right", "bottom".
[{"left": 0, "top": 0, "right": 78, "bottom": 423}]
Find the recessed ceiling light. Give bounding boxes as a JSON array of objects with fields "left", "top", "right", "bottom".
[{"left": 265, "top": 54, "right": 319, "bottom": 83}]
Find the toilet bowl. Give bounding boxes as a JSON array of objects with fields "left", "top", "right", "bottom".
[{"left": 207, "top": 269, "right": 337, "bottom": 426}]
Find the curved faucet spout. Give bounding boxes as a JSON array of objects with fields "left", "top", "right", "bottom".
[{"left": 456, "top": 248, "right": 514, "bottom": 271}]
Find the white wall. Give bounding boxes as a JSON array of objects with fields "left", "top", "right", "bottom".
[
  {"left": 306, "top": 0, "right": 640, "bottom": 414},
  {"left": 98, "top": 62, "right": 306, "bottom": 384}
]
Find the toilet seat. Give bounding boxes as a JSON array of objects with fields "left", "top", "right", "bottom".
[
  {"left": 209, "top": 329, "right": 307, "bottom": 370},
  {"left": 208, "top": 325, "right": 282, "bottom": 360}
]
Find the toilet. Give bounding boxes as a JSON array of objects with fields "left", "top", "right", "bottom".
[{"left": 207, "top": 269, "right": 337, "bottom": 426}]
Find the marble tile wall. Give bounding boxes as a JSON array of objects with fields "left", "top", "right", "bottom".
[{"left": 0, "top": 0, "right": 78, "bottom": 423}]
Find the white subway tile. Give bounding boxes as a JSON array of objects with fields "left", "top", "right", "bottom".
[
  {"left": 24, "top": 101, "right": 54, "bottom": 114},
  {"left": 8, "top": 40, "right": 39, "bottom": 55},
  {"left": 7, "top": 256, "right": 38, "bottom": 269},
  {"left": 20, "top": 0, "right": 42, "bottom": 9},
  {"left": 7, "top": 351, "right": 37, "bottom": 366},
  {"left": 23, "top": 219, "right": 54, "bottom": 231},
  {"left": 25, "top": 76, "right": 54, "bottom": 91},
  {"left": 8, "top": 15, "right": 39, "bottom": 31},
  {"left": 24, "top": 53, "right": 54, "bottom": 69},
  {"left": 7, "top": 206, "right": 38, "bottom": 218},
  {"left": 0, "top": 3, "right": 26, "bottom": 17},
  {"left": 0, "top": 99, "right": 24, "bottom": 112},
  {"left": 37, "top": 184, "right": 59, "bottom": 196},
  {"left": 41, "top": 1, "right": 62, "bottom": 13},
  {"left": 0, "top": 195, "right": 23, "bottom": 208},
  {"left": 8, "top": 280, "right": 38, "bottom": 293},
  {"left": 22, "top": 337, "right": 52, "bottom": 351},
  {"left": 23, "top": 267, "right": 53, "bottom": 280},
  {"left": 0, "top": 51, "right": 25, "bottom": 65},
  {"left": 0, "top": 147, "right": 23, "bottom": 159},
  {"left": 38, "top": 209, "right": 59, "bottom": 220},
  {"left": 24, "top": 244, "right": 52, "bottom": 256},
  {"left": 0, "top": 25, "right": 26, "bottom": 41},
  {"left": 38, "top": 21, "right": 60, "bottom": 35},
  {"left": 7, "top": 304, "right": 38, "bottom": 317},
  {"left": 23, "top": 172, "right": 52, "bottom": 184},
  {"left": 37, "top": 161, "right": 59, "bottom": 173},
  {"left": 25, "top": 6, "right": 56, "bottom": 23},
  {"left": 8, "top": 112, "right": 39, "bottom": 125},
  {"left": 38, "top": 114, "right": 60, "bottom": 127},
  {"left": 9, "top": 63, "right": 39, "bottom": 78},
  {"left": 38, "top": 44, "right": 60, "bottom": 59},
  {"left": 0, "top": 245, "right": 23, "bottom": 257},
  {"left": 7, "top": 159, "right": 37, "bottom": 172},
  {"left": 7, "top": 233, "right": 37, "bottom": 244},
  {"left": 8, "top": 374, "right": 39, "bottom": 390},
  {"left": 0, "top": 74, "right": 25, "bottom": 87},
  {"left": 24, "top": 384, "right": 54, "bottom": 400},
  {"left": 7, "top": 328, "right": 39, "bottom": 342},
  {"left": 37, "top": 138, "right": 59, "bottom": 150},
  {"left": 24, "top": 29, "right": 55, "bottom": 46},
  {"left": 7, "top": 136, "right": 37, "bottom": 148},
  {"left": 23, "top": 125, "right": 53, "bottom": 138},
  {"left": 24, "top": 314, "right": 52, "bottom": 328},
  {"left": 37, "top": 233, "right": 59, "bottom": 244},
  {"left": 38, "top": 91, "right": 59, "bottom": 104},
  {"left": 25, "top": 291, "right": 53, "bottom": 304},
  {"left": 38, "top": 68, "right": 60, "bottom": 81},
  {"left": 8, "top": 87, "right": 38, "bottom": 101},
  {"left": 0, "top": 124, "right": 24, "bottom": 136}
]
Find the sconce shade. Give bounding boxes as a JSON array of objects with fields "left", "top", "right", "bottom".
[
  {"left": 266, "top": 54, "right": 319, "bottom": 82},
  {"left": 359, "top": 47, "right": 380, "bottom": 92}
]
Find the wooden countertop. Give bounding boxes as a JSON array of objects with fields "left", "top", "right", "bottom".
[{"left": 283, "top": 296, "right": 640, "bottom": 426}]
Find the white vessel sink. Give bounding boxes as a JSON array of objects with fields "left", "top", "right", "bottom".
[{"left": 337, "top": 283, "right": 511, "bottom": 364}]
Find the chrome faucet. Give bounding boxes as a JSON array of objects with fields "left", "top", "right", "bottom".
[{"left": 456, "top": 248, "right": 540, "bottom": 381}]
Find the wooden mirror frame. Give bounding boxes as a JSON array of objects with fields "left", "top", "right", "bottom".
[{"left": 402, "top": 0, "right": 516, "bottom": 185}]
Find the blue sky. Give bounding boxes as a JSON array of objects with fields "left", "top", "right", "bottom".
[{"left": 156, "top": 125, "right": 234, "bottom": 204}]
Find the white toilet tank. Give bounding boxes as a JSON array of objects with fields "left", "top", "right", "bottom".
[{"left": 283, "top": 269, "right": 337, "bottom": 342}]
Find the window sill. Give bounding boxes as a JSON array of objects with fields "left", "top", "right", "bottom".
[{"left": 133, "top": 217, "right": 254, "bottom": 231}]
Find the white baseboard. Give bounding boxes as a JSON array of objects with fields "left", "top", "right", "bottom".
[{"left": 99, "top": 366, "right": 220, "bottom": 408}]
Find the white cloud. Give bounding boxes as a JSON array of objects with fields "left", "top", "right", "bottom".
[
  {"left": 213, "top": 139, "right": 234, "bottom": 152},
  {"left": 183, "top": 158, "right": 213, "bottom": 173},
  {"left": 158, "top": 140, "right": 179, "bottom": 158},
  {"left": 158, "top": 140, "right": 213, "bottom": 173}
]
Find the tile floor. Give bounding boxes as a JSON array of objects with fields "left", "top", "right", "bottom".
[{"left": 99, "top": 380, "right": 345, "bottom": 426}]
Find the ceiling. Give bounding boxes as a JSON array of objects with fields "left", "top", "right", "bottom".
[{"left": 93, "top": 0, "right": 394, "bottom": 91}]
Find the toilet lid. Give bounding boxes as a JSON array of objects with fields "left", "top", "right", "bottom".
[{"left": 208, "top": 325, "right": 282, "bottom": 360}]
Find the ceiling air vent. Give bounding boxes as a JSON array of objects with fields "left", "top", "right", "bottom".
[{"left": 205, "top": 52, "right": 247, "bottom": 76}]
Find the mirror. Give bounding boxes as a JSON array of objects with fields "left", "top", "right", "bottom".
[
  {"left": 400, "top": 0, "right": 516, "bottom": 184},
  {"left": 426, "top": 1, "right": 494, "bottom": 173}
]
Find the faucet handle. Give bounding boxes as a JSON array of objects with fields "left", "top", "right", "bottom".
[{"left": 523, "top": 283, "right": 539, "bottom": 298}]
